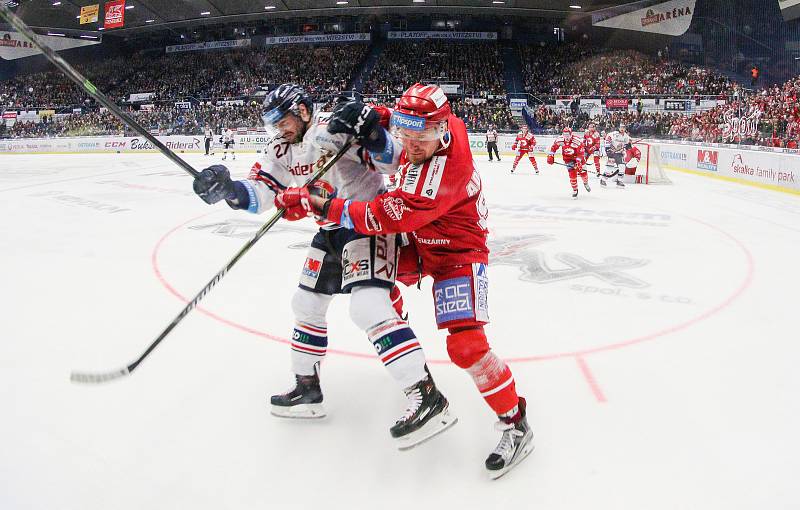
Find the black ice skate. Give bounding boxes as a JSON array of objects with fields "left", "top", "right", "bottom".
[
  {"left": 616, "top": 178, "right": 626, "bottom": 188},
  {"left": 584, "top": 182, "right": 591, "bottom": 192},
  {"left": 600, "top": 178, "right": 607, "bottom": 186},
  {"left": 391, "top": 372, "right": 457, "bottom": 450},
  {"left": 270, "top": 364, "right": 325, "bottom": 419},
  {"left": 572, "top": 189, "right": 579, "bottom": 199},
  {"left": 486, "top": 397, "right": 535, "bottom": 480}
]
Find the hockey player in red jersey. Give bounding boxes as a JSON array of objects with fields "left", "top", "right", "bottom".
[
  {"left": 511, "top": 125, "right": 539, "bottom": 174},
  {"left": 275, "top": 83, "right": 534, "bottom": 479},
  {"left": 583, "top": 122, "right": 602, "bottom": 177},
  {"left": 624, "top": 144, "right": 642, "bottom": 182},
  {"left": 547, "top": 127, "right": 590, "bottom": 199}
]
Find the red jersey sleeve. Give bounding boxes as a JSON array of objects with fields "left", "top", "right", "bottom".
[{"left": 325, "top": 152, "right": 471, "bottom": 235}]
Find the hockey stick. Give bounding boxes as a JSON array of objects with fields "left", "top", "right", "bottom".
[
  {"left": 0, "top": 4, "right": 198, "bottom": 178},
  {"left": 70, "top": 140, "right": 353, "bottom": 384}
]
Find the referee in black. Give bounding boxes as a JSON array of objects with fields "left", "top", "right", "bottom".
[
  {"left": 486, "top": 124, "right": 500, "bottom": 161},
  {"left": 204, "top": 124, "right": 213, "bottom": 156}
]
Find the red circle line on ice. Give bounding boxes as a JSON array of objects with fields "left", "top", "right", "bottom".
[{"left": 152, "top": 212, "right": 754, "bottom": 364}]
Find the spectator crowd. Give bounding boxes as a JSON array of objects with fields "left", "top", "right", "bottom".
[
  {"left": 362, "top": 41, "right": 506, "bottom": 97},
  {"left": 520, "top": 44, "right": 738, "bottom": 97},
  {"left": 2, "top": 39, "right": 799, "bottom": 147}
]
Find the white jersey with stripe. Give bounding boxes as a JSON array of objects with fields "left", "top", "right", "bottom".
[
  {"left": 237, "top": 112, "right": 401, "bottom": 215},
  {"left": 605, "top": 130, "right": 630, "bottom": 154}
]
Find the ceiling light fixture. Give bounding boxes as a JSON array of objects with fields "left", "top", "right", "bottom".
[
  {"left": 47, "top": 32, "right": 65, "bottom": 37},
  {"left": 200, "top": 11, "right": 210, "bottom": 15},
  {"left": 145, "top": 19, "right": 155, "bottom": 23},
  {"left": 125, "top": 4, "right": 134, "bottom": 9},
  {"left": 570, "top": 4, "right": 582, "bottom": 8},
  {"left": 264, "top": 5, "right": 276, "bottom": 9},
  {"left": 336, "top": 1, "right": 348, "bottom": 4},
  {"left": 52, "top": 1, "right": 61, "bottom": 5}
]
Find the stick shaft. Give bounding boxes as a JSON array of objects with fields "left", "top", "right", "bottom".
[{"left": 71, "top": 140, "right": 353, "bottom": 383}]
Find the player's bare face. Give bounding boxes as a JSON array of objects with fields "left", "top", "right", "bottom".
[
  {"left": 275, "top": 105, "right": 312, "bottom": 144},
  {"left": 275, "top": 114, "right": 303, "bottom": 143},
  {"left": 403, "top": 137, "right": 440, "bottom": 164}
]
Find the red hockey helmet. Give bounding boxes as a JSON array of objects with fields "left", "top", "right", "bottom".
[
  {"left": 562, "top": 126, "right": 573, "bottom": 139},
  {"left": 391, "top": 83, "right": 451, "bottom": 143}
]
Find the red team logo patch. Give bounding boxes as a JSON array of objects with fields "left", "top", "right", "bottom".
[{"left": 382, "top": 197, "right": 411, "bottom": 221}]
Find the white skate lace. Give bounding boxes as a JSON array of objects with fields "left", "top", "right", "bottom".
[
  {"left": 492, "top": 421, "right": 523, "bottom": 460},
  {"left": 398, "top": 387, "right": 423, "bottom": 422}
]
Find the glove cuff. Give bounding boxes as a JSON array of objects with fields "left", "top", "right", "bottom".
[
  {"left": 323, "top": 197, "right": 346, "bottom": 224},
  {"left": 226, "top": 180, "right": 250, "bottom": 210}
]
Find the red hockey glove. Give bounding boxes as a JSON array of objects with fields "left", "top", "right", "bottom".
[
  {"left": 547, "top": 155, "right": 555, "bottom": 165},
  {"left": 274, "top": 180, "right": 337, "bottom": 221},
  {"left": 511, "top": 144, "right": 517, "bottom": 151},
  {"left": 274, "top": 187, "right": 310, "bottom": 221}
]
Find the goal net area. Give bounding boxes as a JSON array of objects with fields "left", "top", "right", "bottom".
[{"left": 625, "top": 141, "right": 672, "bottom": 185}]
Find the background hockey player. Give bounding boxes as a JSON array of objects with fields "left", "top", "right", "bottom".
[
  {"left": 221, "top": 127, "right": 235, "bottom": 161},
  {"left": 624, "top": 144, "right": 642, "bottom": 182},
  {"left": 275, "top": 83, "right": 534, "bottom": 479},
  {"left": 191, "top": 84, "right": 455, "bottom": 449},
  {"left": 548, "top": 127, "right": 590, "bottom": 199},
  {"left": 486, "top": 124, "right": 500, "bottom": 161},
  {"left": 583, "top": 122, "right": 602, "bottom": 177},
  {"left": 511, "top": 125, "right": 538, "bottom": 174},
  {"left": 204, "top": 124, "right": 214, "bottom": 156},
  {"left": 602, "top": 124, "right": 630, "bottom": 187}
]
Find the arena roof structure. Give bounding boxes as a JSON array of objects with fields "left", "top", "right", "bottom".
[{"left": 8, "top": 0, "right": 636, "bottom": 34}]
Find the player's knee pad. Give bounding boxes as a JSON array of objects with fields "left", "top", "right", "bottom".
[
  {"left": 446, "top": 327, "right": 490, "bottom": 369},
  {"left": 349, "top": 286, "right": 398, "bottom": 331},
  {"left": 291, "top": 288, "right": 333, "bottom": 326}
]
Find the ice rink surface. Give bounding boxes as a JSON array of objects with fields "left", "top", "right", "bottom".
[{"left": 1, "top": 151, "right": 799, "bottom": 510}]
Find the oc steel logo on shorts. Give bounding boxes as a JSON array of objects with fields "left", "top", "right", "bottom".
[{"left": 433, "top": 276, "right": 474, "bottom": 324}]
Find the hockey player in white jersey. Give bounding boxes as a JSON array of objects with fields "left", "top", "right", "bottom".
[
  {"left": 221, "top": 127, "right": 235, "bottom": 161},
  {"left": 191, "top": 84, "right": 456, "bottom": 449},
  {"left": 602, "top": 124, "right": 630, "bottom": 188}
]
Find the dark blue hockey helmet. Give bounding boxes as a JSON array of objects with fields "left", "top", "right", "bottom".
[{"left": 262, "top": 83, "right": 313, "bottom": 127}]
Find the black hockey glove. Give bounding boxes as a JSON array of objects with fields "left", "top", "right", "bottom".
[
  {"left": 193, "top": 165, "right": 237, "bottom": 205},
  {"left": 327, "top": 98, "right": 386, "bottom": 153}
]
